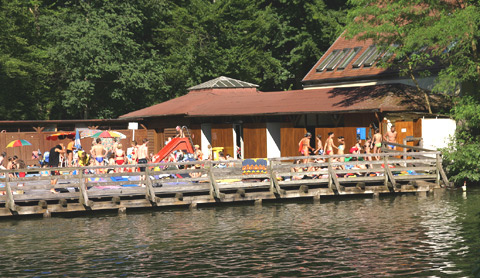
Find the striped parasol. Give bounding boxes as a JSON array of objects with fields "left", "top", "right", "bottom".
[{"left": 6, "top": 139, "right": 32, "bottom": 148}]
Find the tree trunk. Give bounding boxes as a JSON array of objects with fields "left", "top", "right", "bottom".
[{"left": 408, "top": 65, "right": 432, "bottom": 114}]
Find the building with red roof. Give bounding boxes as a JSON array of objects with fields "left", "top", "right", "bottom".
[{"left": 120, "top": 34, "right": 450, "bottom": 158}]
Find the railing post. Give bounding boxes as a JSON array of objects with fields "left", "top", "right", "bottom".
[
  {"left": 144, "top": 166, "right": 157, "bottom": 204},
  {"left": 268, "top": 159, "right": 283, "bottom": 197},
  {"left": 383, "top": 155, "right": 396, "bottom": 192},
  {"left": 436, "top": 153, "right": 441, "bottom": 187},
  {"left": 327, "top": 157, "right": 333, "bottom": 191},
  {"left": 5, "top": 176, "right": 17, "bottom": 212},
  {"left": 207, "top": 161, "right": 221, "bottom": 200},
  {"left": 78, "top": 168, "right": 92, "bottom": 207},
  {"left": 327, "top": 157, "right": 341, "bottom": 194},
  {"left": 383, "top": 155, "right": 388, "bottom": 188}
]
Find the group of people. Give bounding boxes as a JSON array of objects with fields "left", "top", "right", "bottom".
[
  {"left": 298, "top": 126, "right": 398, "bottom": 163},
  {"left": 0, "top": 152, "right": 27, "bottom": 177}
]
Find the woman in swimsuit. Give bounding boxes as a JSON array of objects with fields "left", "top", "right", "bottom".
[
  {"left": 298, "top": 133, "right": 314, "bottom": 164},
  {"left": 115, "top": 143, "right": 125, "bottom": 172}
]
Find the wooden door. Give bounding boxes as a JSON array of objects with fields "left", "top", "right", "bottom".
[{"left": 243, "top": 123, "right": 267, "bottom": 158}]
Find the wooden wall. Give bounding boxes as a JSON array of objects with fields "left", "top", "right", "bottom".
[
  {"left": 280, "top": 123, "right": 306, "bottom": 157},
  {"left": 243, "top": 123, "right": 267, "bottom": 158},
  {"left": 211, "top": 124, "right": 234, "bottom": 157},
  {"left": 343, "top": 113, "right": 377, "bottom": 127},
  {"left": 190, "top": 125, "right": 202, "bottom": 147},
  {"left": 394, "top": 120, "right": 421, "bottom": 151}
]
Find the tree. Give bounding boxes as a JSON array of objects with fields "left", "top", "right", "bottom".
[
  {"left": 41, "top": 0, "right": 167, "bottom": 119},
  {"left": 0, "top": 0, "right": 54, "bottom": 120}
]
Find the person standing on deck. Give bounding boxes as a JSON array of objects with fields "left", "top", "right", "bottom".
[
  {"left": 194, "top": 145, "right": 203, "bottom": 160},
  {"left": 323, "top": 132, "right": 338, "bottom": 156},
  {"left": 364, "top": 138, "right": 373, "bottom": 165},
  {"left": 137, "top": 138, "right": 149, "bottom": 176},
  {"left": 298, "top": 133, "right": 314, "bottom": 164},
  {"left": 384, "top": 126, "right": 397, "bottom": 150},
  {"left": 66, "top": 138, "right": 75, "bottom": 167},
  {"left": 372, "top": 129, "right": 383, "bottom": 160},
  {"left": 91, "top": 138, "right": 106, "bottom": 166},
  {"left": 315, "top": 135, "right": 324, "bottom": 155},
  {"left": 48, "top": 144, "right": 65, "bottom": 185}
]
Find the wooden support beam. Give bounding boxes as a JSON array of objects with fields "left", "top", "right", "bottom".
[
  {"left": 144, "top": 167, "right": 157, "bottom": 204},
  {"left": 268, "top": 161, "right": 283, "bottom": 197},
  {"left": 207, "top": 162, "right": 222, "bottom": 200},
  {"left": 175, "top": 192, "right": 183, "bottom": 201},
  {"left": 78, "top": 171, "right": 92, "bottom": 208},
  {"left": 33, "top": 126, "right": 45, "bottom": 132},
  {"left": 5, "top": 179, "right": 17, "bottom": 212},
  {"left": 383, "top": 156, "right": 396, "bottom": 192},
  {"left": 327, "top": 159, "right": 341, "bottom": 194}
]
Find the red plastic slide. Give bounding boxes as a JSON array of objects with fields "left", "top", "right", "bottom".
[{"left": 152, "top": 138, "right": 194, "bottom": 163}]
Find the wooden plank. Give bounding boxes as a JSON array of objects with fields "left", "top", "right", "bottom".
[
  {"left": 394, "top": 174, "right": 437, "bottom": 180},
  {"left": 337, "top": 176, "right": 384, "bottom": 183},
  {"left": 279, "top": 179, "right": 329, "bottom": 186}
]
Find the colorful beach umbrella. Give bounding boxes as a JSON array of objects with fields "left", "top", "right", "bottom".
[
  {"left": 90, "top": 131, "right": 122, "bottom": 138},
  {"left": 74, "top": 129, "right": 82, "bottom": 150},
  {"left": 6, "top": 139, "right": 32, "bottom": 148},
  {"left": 110, "top": 131, "right": 127, "bottom": 139},
  {"left": 46, "top": 132, "right": 76, "bottom": 141},
  {"left": 80, "top": 129, "right": 101, "bottom": 138}
]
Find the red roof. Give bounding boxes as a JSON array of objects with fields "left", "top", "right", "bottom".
[
  {"left": 120, "top": 84, "right": 432, "bottom": 119},
  {"left": 302, "top": 35, "right": 396, "bottom": 86}
]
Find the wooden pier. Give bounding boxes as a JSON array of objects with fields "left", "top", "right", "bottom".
[{"left": 0, "top": 143, "right": 451, "bottom": 218}]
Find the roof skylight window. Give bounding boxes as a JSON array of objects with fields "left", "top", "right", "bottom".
[
  {"left": 316, "top": 50, "right": 340, "bottom": 72},
  {"left": 326, "top": 48, "right": 351, "bottom": 71},
  {"left": 352, "top": 45, "right": 376, "bottom": 68},
  {"left": 363, "top": 48, "right": 383, "bottom": 67},
  {"left": 337, "top": 47, "right": 362, "bottom": 70}
]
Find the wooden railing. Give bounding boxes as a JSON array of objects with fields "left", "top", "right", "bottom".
[{"left": 0, "top": 148, "right": 450, "bottom": 216}]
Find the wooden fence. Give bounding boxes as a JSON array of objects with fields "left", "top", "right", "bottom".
[
  {"left": 0, "top": 129, "right": 148, "bottom": 166},
  {"left": 0, "top": 143, "right": 450, "bottom": 218}
]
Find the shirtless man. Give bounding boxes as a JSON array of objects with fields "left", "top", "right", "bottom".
[
  {"left": 372, "top": 129, "right": 383, "bottom": 160},
  {"left": 137, "top": 138, "right": 149, "bottom": 174},
  {"left": 298, "top": 133, "right": 314, "bottom": 163},
  {"left": 384, "top": 126, "right": 397, "bottom": 150},
  {"left": 315, "top": 135, "right": 323, "bottom": 155},
  {"left": 91, "top": 138, "right": 105, "bottom": 166},
  {"left": 323, "top": 132, "right": 338, "bottom": 156}
]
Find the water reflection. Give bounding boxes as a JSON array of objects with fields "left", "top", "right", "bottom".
[{"left": 0, "top": 190, "right": 479, "bottom": 277}]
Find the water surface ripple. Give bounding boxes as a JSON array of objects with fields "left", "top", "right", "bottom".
[{"left": 0, "top": 189, "right": 479, "bottom": 277}]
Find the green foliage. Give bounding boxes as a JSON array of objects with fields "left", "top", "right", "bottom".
[
  {"left": 41, "top": 0, "right": 167, "bottom": 119},
  {"left": 0, "top": 0, "right": 53, "bottom": 120},
  {"left": 441, "top": 96, "right": 480, "bottom": 184},
  {"left": 0, "top": 0, "right": 346, "bottom": 119}
]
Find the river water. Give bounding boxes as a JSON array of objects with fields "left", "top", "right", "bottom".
[{"left": 1, "top": 188, "right": 479, "bottom": 277}]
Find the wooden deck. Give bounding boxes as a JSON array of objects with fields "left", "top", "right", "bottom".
[{"left": 0, "top": 144, "right": 450, "bottom": 218}]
